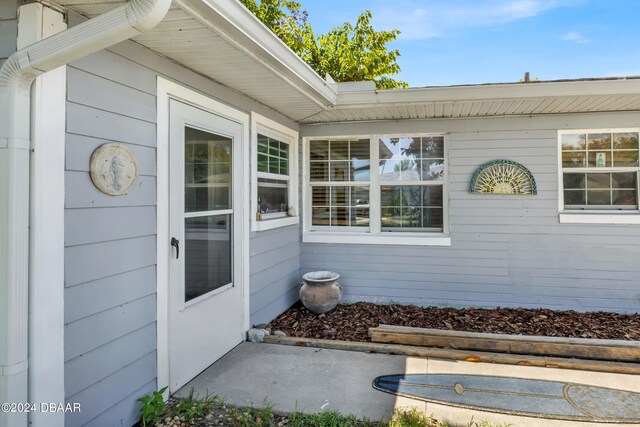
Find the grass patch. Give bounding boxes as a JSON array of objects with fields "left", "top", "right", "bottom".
[
  {"left": 389, "top": 407, "right": 443, "bottom": 426},
  {"left": 138, "top": 389, "right": 512, "bottom": 427},
  {"left": 288, "top": 409, "right": 380, "bottom": 426}
]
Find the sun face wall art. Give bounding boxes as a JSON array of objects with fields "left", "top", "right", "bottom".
[{"left": 469, "top": 159, "right": 537, "bottom": 195}]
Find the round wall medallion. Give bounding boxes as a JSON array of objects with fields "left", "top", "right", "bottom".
[
  {"left": 469, "top": 159, "right": 537, "bottom": 195},
  {"left": 90, "top": 143, "right": 139, "bottom": 196}
]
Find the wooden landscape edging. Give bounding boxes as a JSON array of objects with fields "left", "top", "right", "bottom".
[
  {"left": 262, "top": 335, "right": 640, "bottom": 375},
  {"left": 369, "top": 324, "right": 640, "bottom": 363}
]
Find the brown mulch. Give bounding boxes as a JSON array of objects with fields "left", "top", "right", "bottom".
[{"left": 268, "top": 302, "right": 640, "bottom": 342}]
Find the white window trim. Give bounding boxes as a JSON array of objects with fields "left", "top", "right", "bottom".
[
  {"left": 557, "top": 128, "right": 640, "bottom": 224},
  {"left": 302, "top": 134, "right": 450, "bottom": 246},
  {"left": 251, "top": 112, "right": 299, "bottom": 231}
]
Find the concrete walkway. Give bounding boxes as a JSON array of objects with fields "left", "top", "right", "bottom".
[{"left": 177, "top": 342, "right": 640, "bottom": 427}]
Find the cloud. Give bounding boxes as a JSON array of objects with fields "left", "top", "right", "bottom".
[
  {"left": 371, "top": 0, "right": 580, "bottom": 40},
  {"left": 561, "top": 31, "right": 590, "bottom": 44}
]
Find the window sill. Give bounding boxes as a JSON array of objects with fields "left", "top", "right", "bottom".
[
  {"left": 253, "top": 216, "right": 299, "bottom": 231},
  {"left": 303, "top": 231, "right": 451, "bottom": 246},
  {"left": 559, "top": 212, "right": 640, "bottom": 224}
]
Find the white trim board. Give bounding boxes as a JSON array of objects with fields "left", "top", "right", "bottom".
[
  {"left": 156, "top": 77, "right": 251, "bottom": 396},
  {"left": 22, "top": 4, "right": 67, "bottom": 427}
]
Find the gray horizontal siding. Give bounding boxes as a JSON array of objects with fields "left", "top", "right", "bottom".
[
  {"left": 65, "top": 236, "right": 156, "bottom": 286},
  {"left": 82, "top": 380, "right": 156, "bottom": 427},
  {"left": 0, "top": 19, "right": 16, "bottom": 58},
  {"left": 67, "top": 66, "right": 157, "bottom": 122},
  {"left": 65, "top": 207, "right": 156, "bottom": 246},
  {"left": 66, "top": 133, "right": 156, "bottom": 176},
  {"left": 0, "top": 2, "right": 17, "bottom": 67},
  {"left": 65, "top": 352, "right": 156, "bottom": 427},
  {"left": 65, "top": 323, "right": 156, "bottom": 397},
  {"left": 64, "top": 39, "right": 161, "bottom": 427},
  {"left": 65, "top": 294, "right": 156, "bottom": 361},
  {"left": 300, "top": 112, "right": 640, "bottom": 314},
  {"left": 249, "top": 225, "right": 301, "bottom": 325},
  {"left": 67, "top": 102, "right": 156, "bottom": 146},
  {"left": 65, "top": 266, "right": 156, "bottom": 323},
  {"left": 65, "top": 171, "right": 156, "bottom": 208},
  {"left": 0, "top": 2, "right": 17, "bottom": 20}
]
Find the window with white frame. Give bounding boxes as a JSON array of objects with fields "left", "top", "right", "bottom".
[
  {"left": 305, "top": 135, "right": 447, "bottom": 243},
  {"left": 257, "top": 134, "right": 289, "bottom": 217},
  {"left": 379, "top": 136, "right": 445, "bottom": 231},
  {"left": 309, "top": 139, "right": 371, "bottom": 228},
  {"left": 252, "top": 113, "right": 299, "bottom": 231},
  {"left": 560, "top": 130, "right": 639, "bottom": 211}
]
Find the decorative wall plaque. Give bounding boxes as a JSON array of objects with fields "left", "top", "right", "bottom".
[
  {"left": 469, "top": 159, "right": 537, "bottom": 195},
  {"left": 90, "top": 143, "right": 139, "bottom": 196}
]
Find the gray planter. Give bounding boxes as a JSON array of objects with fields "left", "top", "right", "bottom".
[{"left": 299, "top": 271, "right": 342, "bottom": 314}]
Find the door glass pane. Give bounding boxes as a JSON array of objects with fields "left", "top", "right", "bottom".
[
  {"left": 184, "top": 215, "right": 231, "bottom": 302},
  {"left": 184, "top": 127, "right": 232, "bottom": 213}
]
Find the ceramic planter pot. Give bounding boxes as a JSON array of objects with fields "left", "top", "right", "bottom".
[{"left": 299, "top": 271, "right": 342, "bottom": 314}]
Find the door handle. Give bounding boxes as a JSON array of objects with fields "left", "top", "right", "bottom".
[{"left": 171, "top": 237, "right": 180, "bottom": 259}]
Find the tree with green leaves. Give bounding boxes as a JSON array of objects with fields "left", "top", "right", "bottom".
[{"left": 240, "top": 0, "right": 408, "bottom": 89}]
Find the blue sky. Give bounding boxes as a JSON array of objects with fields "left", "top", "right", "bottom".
[{"left": 301, "top": 0, "right": 640, "bottom": 87}]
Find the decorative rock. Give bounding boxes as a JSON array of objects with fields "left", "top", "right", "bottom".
[
  {"left": 272, "top": 330, "right": 287, "bottom": 337},
  {"left": 247, "top": 328, "right": 270, "bottom": 342},
  {"left": 253, "top": 324, "right": 271, "bottom": 334}
]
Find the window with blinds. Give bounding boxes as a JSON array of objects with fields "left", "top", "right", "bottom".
[
  {"left": 307, "top": 135, "right": 446, "bottom": 235},
  {"left": 309, "top": 139, "right": 371, "bottom": 228}
]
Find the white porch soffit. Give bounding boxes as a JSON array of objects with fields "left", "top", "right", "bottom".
[
  {"left": 53, "top": 0, "right": 336, "bottom": 122},
  {"left": 304, "top": 77, "right": 640, "bottom": 124}
]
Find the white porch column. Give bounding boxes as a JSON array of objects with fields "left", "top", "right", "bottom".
[
  {"left": 0, "top": 61, "right": 32, "bottom": 427},
  {"left": 19, "top": 4, "right": 67, "bottom": 427},
  {"left": 0, "top": 1, "right": 171, "bottom": 425}
]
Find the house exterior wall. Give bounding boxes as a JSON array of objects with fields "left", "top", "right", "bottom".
[
  {"left": 63, "top": 22, "right": 300, "bottom": 426},
  {"left": 250, "top": 225, "right": 301, "bottom": 325},
  {"left": 299, "top": 111, "right": 640, "bottom": 314},
  {"left": 0, "top": 1, "right": 17, "bottom": 68}
]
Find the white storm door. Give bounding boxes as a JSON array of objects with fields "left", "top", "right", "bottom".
[{"left": 168, "top": 99, "right": 244, "bottom": 392}]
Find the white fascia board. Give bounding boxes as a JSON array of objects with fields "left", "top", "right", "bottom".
[
  {"left": 177, "top": 0, "right": 336, "bottom": 108},
  {"left": 334, "top": 79, "right": 640, "bottom": 108}
]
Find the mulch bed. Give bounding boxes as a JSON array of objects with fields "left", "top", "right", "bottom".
[{"left": 268, "top": 302, "right": 640, "bottom": 342}]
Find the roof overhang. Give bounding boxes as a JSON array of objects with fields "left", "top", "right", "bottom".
[
  {"left": 41, "top": 1, "right": 640, "bottom": 125},
  {"left": 301, "top": 78, "right": 640, "bottom": 124},
  {"left": 53, "top": 0, "right": 336, "bottom": 122}
]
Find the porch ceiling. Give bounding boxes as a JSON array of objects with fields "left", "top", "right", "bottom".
[{"left": 52, "top": 0, "right": 336, "bottom": 122}]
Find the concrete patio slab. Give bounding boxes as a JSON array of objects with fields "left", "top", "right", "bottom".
[{"left": 176, "top": 342, "right": 640, "bottom": 427}]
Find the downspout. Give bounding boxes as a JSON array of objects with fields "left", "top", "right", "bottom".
[{"left": 0, "top": 0, "right": 171, "bottom": 425}]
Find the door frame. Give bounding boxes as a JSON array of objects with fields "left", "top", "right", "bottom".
[{"left": 156, "top": 77, "right": 250, "bottom": 395}]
